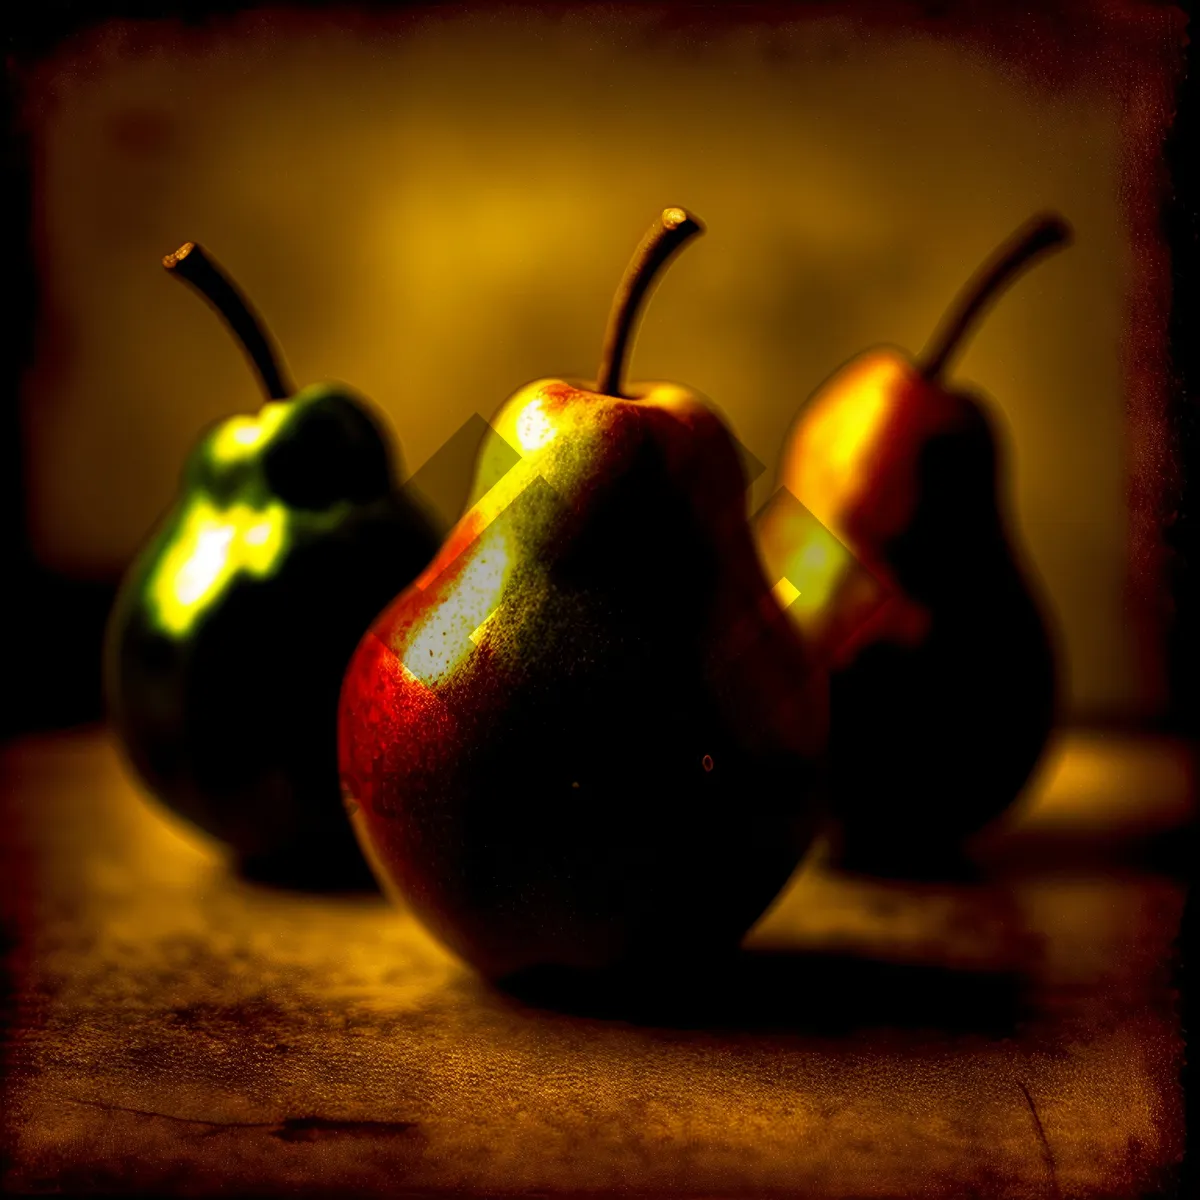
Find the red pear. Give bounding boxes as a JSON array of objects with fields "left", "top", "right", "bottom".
[
  {"left": 340, "top": 209, "right": 828, "bottom": 979},
  {"left": 763, "top": 214, "right": 1069, "bottom": 874}
]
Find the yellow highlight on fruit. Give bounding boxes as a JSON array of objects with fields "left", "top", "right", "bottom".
[
  {"left": 778, "top": 523, "right": 847, "bottom": 616},
  {"left": 771, "top": 577, "right": 801, "bottom": 609},
  {"left": 402, "top": 523, "right": 516, "bottom": 687},
  {"left": 757, "top": 495, "right": 851, "bottom": 622},
  {"left": 210, "top": 403, "right": 290, "bottom": 463},
  {"left": 514, "top": 396, "right": 557, "bottom": 452},
  {"left": 149, "top": 498, "right": 288, "bottom": 635},
  {"left": 788, "top": 354, "right": 898, "bottom": 523}
]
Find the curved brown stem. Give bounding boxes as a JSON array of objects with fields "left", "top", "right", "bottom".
[
  {"left": 596, "top": 207, "right": 704, "bottom": 398},
  {"left": 164, "top": 242, "right": 293, "bottom": 401},
  {"left": 918, "top": 213, "right": 1072, "bottom": 383}
]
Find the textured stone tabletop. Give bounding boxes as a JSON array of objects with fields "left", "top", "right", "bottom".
[{"left": 0, "top": 728, "right": 1191, "bottom": 1198}]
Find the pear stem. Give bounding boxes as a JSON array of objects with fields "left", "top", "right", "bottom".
[
  {"left": 917, "top": 213, "right": 1072, "bottom": 383},
  {"left": 596, "top": 207, "right": 705, "bottom": 398},
  {"left": 163, "top": 242, "right": 294, "bottom": 401}
]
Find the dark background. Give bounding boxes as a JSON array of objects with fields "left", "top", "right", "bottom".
[{"left": 3, "top": 0, "right": 1195, "bottom": 740}]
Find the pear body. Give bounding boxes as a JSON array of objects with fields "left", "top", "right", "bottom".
[
  {"left": 339, "top": 380, "right": 827, "bottom": 978},
  {"left": 106, "top": 385, "right": 441, "bottom": 886},
  {"left": 776, "top": 349, "right": 1055, "bottom": 870}
]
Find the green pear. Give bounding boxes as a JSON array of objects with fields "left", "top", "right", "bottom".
[{"left": 106, "top": 243, "right": 441, "bottom": 886}]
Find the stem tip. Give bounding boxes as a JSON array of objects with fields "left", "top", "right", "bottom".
[
  {"left": 596, "top": 206, "right": 705, "bottom": 398},
  {"left": 918, "top": 210, "right": 1074, "bottom": 382},
  {"left": 164, "top": 240, "right": 293, "bottom": 401},
  {"left": 163, "top": 242, "right": 196, "bottom": 270}
]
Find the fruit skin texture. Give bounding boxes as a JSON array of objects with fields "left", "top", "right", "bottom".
[
  {"left": 776, "top": 348, "right": 1055, "bottom": 870},
  {"left": 339, "top": 378, "right": 828, "bottom": 980},
  {"left": 106, "top": 384, "right": 441, "bottom": 885}
]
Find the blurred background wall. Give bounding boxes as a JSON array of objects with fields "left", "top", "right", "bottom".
[{"left": 2, "top": 1, "right": 1191, "bottom": 733}]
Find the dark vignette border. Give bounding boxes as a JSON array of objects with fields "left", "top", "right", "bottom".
[{"left": 0, "top": 3, "right": 1195, "bottom": 1197}]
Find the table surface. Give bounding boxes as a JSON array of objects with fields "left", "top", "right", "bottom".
[{"left": 0, "top": 727, "right": 1192, "bottom": 1199}]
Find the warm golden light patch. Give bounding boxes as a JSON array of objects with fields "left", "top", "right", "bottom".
[
  {"left": 468, "top": 607, "right": 500, "bottom": 647},
  {"left": 1008, "top": 730, "right": 1196, "bottom": 830},
  {"left": 785, "top": 355, "right": 901, "bottom": 527},
  {"left": 174, "top": 524, "right": 234, "bottom": 606},
  {"left": 148, "top": 497, "right": 288, "bottom": 635},
  {"left": 210, "top": 403, "right": 290, "bottom": 463},
  {"left": 771, "top": 577, "right": 801, "bottom": 608},
  {"left": 402, "top": 524, "right": 516, "bottom": 687},
  {"left": 514, "top": 396, "right": 557, "bottom": 453},
  {"left": 756, "top": 494, "right": 854, "bottom": 623},
  {"left": 243, "top": 519, "right": 274, "bottom": 546},
  {"left": 463, "top": 381, "right": 563, "bottom": 510},
  {"left": 779, "top": 524, "right": 851, "bottom": 617}
]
